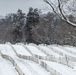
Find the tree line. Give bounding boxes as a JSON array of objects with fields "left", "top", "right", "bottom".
[
  {"left": 1, "top": 7, "right": 40, "bottom": 43},
  {"left": 0, "top": 7, "right": 76, "bottom": 46}
]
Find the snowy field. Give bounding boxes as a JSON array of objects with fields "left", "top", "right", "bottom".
[{"left": 0, "top": 43, "right": 76, "bottom": 75}]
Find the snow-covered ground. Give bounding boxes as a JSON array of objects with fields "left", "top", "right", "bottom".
[
  {"left": 25, "top": 45, "right": 47, "bottom": 56},
  {"left": 42, "top": 60, "right": 76, "bottom": 75},
  {"left": 0, "top": 56, "right": 18, "bottom": 75},
  {"left": 48, "top": 46, "right": 76, "bottom": 58},
  {"left": 39, "top": 45, "right": 62, "bottom": 58},
  {"left": 12, "top": 45, "right": 32, "bottom": 56},
  {"left": 14, "top": 58, "right": 50, "bottom": 75},
  {"left": 0, "top": 43, "right": 76, "bottom": 75}
]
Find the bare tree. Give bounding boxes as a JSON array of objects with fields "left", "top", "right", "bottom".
[{"left": 43, "top": 0, "right": 76, "bottom": 26}]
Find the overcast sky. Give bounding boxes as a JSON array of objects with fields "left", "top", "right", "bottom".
[{"left": 0, "top": 0, "right": 48, "bottom": 16}]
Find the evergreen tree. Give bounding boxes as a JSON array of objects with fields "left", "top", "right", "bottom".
[
  {"left": 25, "top": 7, "right": 40, "bottom": 43},
  {"left": 12, "top": 9, "right": 25, "bottom": 42}
]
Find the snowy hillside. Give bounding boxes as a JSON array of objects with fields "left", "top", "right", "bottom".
[{"left": 0, "top": 43, "right": 76, "bottom": 75}]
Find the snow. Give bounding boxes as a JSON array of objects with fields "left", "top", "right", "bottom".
[
  {"left": 0, "top": 56, "right": 18, "bottom": 75},
  {"left": 0, "top": 44, "right": 17, "bottom": 58},
  {"left": 0, "top": 43, "right": 76, "bottom": 75},
  {"left": 14, "top": 58, "right": 50, "bottom": 75},
  {"left": 62, "top": 46, "right": 76, "bottom": 54},
  {"left": 25, "top": 45, "right": 46, "bottom": 56},
  {"left": 26, "top": 60, "right": 50, "bottom": 75},
  {"left": 50, "top": 46, "right": 76, "bottom": 57},
  {"left": 12, "top": 45, "right": 32, "bottom": 56},
  {"left": 39, "top": 45, "right": 62, "bottom": 58},
  {"left": 0, "top": 44, "right": 50, "bottom": 75},
  {"left": 42, "top": 60, "right": 76, "bottom": 75},
  {"left": 14, "top": 59, "right": 35, "bottom": 75}
]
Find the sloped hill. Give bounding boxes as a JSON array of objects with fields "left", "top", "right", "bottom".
[{"left": 0, "top": 43, "right": 76, "bottom": 75}]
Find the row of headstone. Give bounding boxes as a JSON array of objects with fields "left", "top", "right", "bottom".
[
  {"left": 0, "top": 51, "right": 23, "bottom": 75},
  {"left": 40, "top": 60, "right": 62, "bottom": 75},
  {"left": 5, "top": 42, "right": 75, "bottom": 69},
  {"left": 33, "top": 44, "right": 74, "bottom": 68}
]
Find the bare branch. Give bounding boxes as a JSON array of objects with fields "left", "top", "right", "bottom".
[
  {"left": 43, "top": 0, "right": 62, "bottom": 18},
  {"left": 58, "top": 0, "right": 67, "bottom": 20},
  {"left": 63, "top": 18, "right": 76, "bottom": 26},
  {"left": 43, "top": 0, "right": 76, "bottom": 27}
]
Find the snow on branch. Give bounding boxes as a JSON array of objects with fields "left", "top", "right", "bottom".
[{"left": 43, "top": 0, "right": 76, "bottom": 27}]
